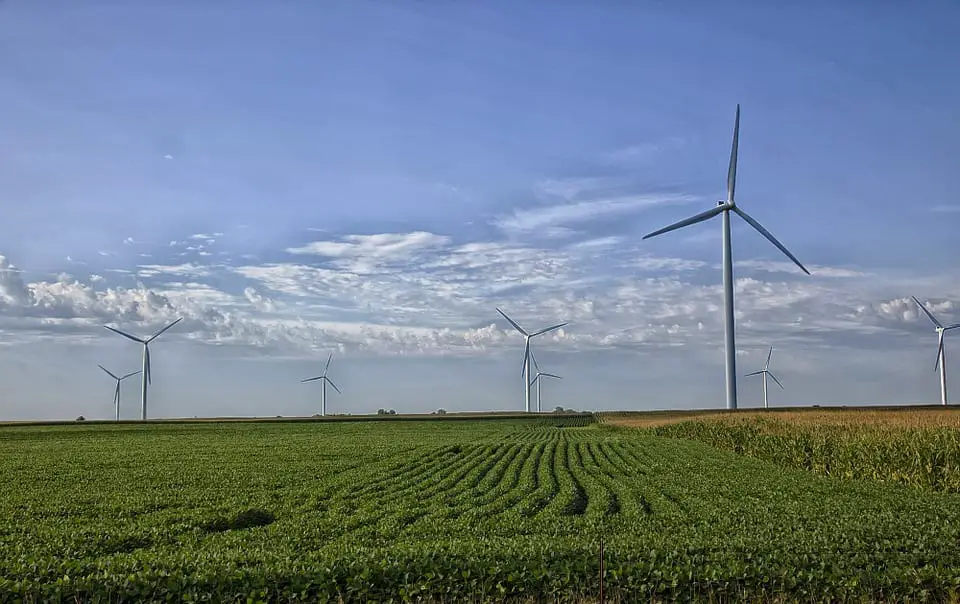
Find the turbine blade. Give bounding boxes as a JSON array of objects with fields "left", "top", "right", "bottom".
[
  {"left": 496, "top": 307, "right": 528, "bottom": 336},
  {"left": 326, "top": 377, "right": 342, "bottom": 394},
  {"left": 145, "top": 346, "right": 152, "bottom": 385},
  {"left": 114, "top": 383, "right": 121, "bottom": 403},
  {"left": 103, "top": 325, "right": 145, "bottom": 344},
  {"left": 521, "top": 338, "right": 530, "bottom": 377},
  {"left": 531, "top": 322, "right": 567, "bottom": 337},
  {"left": 936, "top": 333, "right": 944, "bottom": 372},
  {"left": 301, "top": 376, "right": 324, "bottom": 383},
  {"left": 728, "top": 104, "right": 740, "bottom": 203},
  {"left": 732, "top": 206, "right": 810, "bottom": 275},
  {"left": 912, "top": 296, "right": 944, "bottom": 329},
  {"left": 98, "top": 364, "right": 119, "bottom": 380},
  {"left": 530, "top": 348, "right": 541, "bottom": 373},
  {"left": 765, "top": 346, "right": 773, "bottom": 370},
  {"left": 542, "top": 373, "right": 562, "bottom": 379},
  {"left": 642, "top": 205, "right": 725, "bottom": 240},
  {"left": 768, "top": 372, "right": 785, "bottom": 390},
  {"left": 946, "top": 323, "right": 960, "bottom": 330},
  {"left": 120, "top": 370, "right": 141, "bottom": 381},
  {"left": 529, "top": 373, "right": 540, "bottom": 386},
  {"left": 744, "top": 370, "right": 763, "bottom": 377},
  {"left": 323, "top": 352, "right": 333, "bottom": 376},
  {"left": 147, "top": 317, "right": 182, "bottom": 342}
]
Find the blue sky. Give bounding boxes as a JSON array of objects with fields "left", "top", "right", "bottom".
[{"left": 1, "top": 1, "right": 959, "bottom": 420}]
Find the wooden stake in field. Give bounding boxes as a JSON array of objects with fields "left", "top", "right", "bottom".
[{"left": 599, "top": 538, "right": 605, "bottom": 604}]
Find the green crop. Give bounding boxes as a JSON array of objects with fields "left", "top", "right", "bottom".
[
  {"left": 654, "top": 415, "right": 960, "bottom": 493},
  {"left": 2, "top": 417, "right": 960, "bottom": 602}
]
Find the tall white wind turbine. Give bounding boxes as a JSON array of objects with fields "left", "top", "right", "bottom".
[
  {"left": 744, "top": 346, "right": 783, "bottom": 409},
  {"left": 103, "top": 317, "right": 182, "bottom": 421},
  {"left": 496, "top": 307, "right": 567, "bottom": 413},
  {"left": 912, "top": 296, "right": 960, "bottom": 405},
  {"left": 642, "top": 105, "right": 810, "bottom": 410},
  {"left": 97, "top": 364, "right": 141, "bottom": 421},
  {"left": 529, "top": 350, "right": 562, "bottom": 413},
  {"left": 301, "top": 352, "right": 341, "bottom": 417}
]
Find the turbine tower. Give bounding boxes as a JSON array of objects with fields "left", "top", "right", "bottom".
[
  {"left": 529, "top": 350, "right": 562, "bottom": 413},
  {"left": 912, "top": 296, "right": 960, "bottom": 405},
  {"left": 744, "top": 346, "right": 783, "bottom": 409},
  {"left": 496, "top": 307, "right": 567, "bottom": 413},
  {"left": 301, "top": 352, "right": 341, "bottom": 416},
  {"left": 103, "top": 317, "right": 182, "bottom": 421},
  {"left": 642, "top": 105, "right": 809, "bottom": 410},
  {"left": 97, "top": 364, "right": 141, "bottom": 421}
]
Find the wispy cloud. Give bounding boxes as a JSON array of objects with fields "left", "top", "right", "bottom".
[
  {"left": 734, "top": 260, "right": 869, "bottom": 279},
  {"left": 285, "top": 232, "right": 451, "bottom": 273},
  {"left": 930, "top": 205, "right": 960, "bottom": 214},
  {"left": 602, "top": 137, "right": 685, "bottom": 165},
  {"left": 493, "top": 193, "right": 697, "bottom": 236}
]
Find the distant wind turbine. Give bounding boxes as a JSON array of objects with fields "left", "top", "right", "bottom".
[
  {"left": 529, "top": 350, "right": 562, "bottom": 413},
  {"left": 912, "top": 296, "right": 960, "bottom": 405},
  {"left": 744, "top": 346, "right": 783, "bottom": 409},
  {"left": 642, "top": 105, "right": 809, "bottom": 410},
  {"left": 496, "top": 307, "right": 567, "bottom": 413},
  {"left": 103, "top": 318, "right": 182, "bottom": 421},
  {"left": 301, "top": 353, "right": 341, "bottom": 416},
  {"left": 97, "top": 364, "right": 141, "bottom": 421}
]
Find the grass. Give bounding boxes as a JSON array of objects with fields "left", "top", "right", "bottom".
[{"left": 2, "top": 411, "right": 960, "bottom": 601}]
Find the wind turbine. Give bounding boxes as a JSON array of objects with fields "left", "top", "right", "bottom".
[
  {"left": 301, "top": 352, "right": 341, "bottom": 416},
  {"left": 642, "top": 105, "right": 809, "bottom": 410},
  {"left": 912, "top": 296, "right": 960, "bottom": 405},
  {"left": 497, "top": 307, "right": 567, "bottom": 413},
  {"left": 97, "top": 364, "right": 141, "bottom": 421},
  {"left": 744, "top": 346, "right": 783, "bottom": 409},
  {"left": 529, "top": 350, "right": 562, "bottom": 413},
  {"left": 103, "top": 317, "right": 182, "bottom": 421}
]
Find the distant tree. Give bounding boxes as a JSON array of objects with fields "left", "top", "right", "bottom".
[
  {"left": 388, "top": 409, "right": 397, "bottom": 415},
  {"left": 435, "top": 408, "right": 447, "bottom": 415},
  {"left": 75, "top": 416, "right": 86, "bottom": 422},
  {"left": 553, "top": 406, "right": 564, "bottom": 414},
  {"left": 377, "top": 409, "right": 388, "bottom": 415}
]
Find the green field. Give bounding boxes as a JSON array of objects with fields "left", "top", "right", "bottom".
[{"left": 3, "top": 415, "right": 960, "bottom": 602}]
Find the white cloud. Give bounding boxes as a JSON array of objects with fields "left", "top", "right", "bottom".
[{"left": 123, "top": 237, "right": 136, "bottom": 245}]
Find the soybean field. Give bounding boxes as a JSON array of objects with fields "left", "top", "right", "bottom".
[{"left": 3, "top": 414, "right": 960, "bottom": 602}]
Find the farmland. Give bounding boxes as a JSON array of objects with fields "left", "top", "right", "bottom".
[
  {"left": 651, "top": 406, "right": 960, "bottom": 493},
  {"left": 3, "top": 414, "right": 960, "bottom": 602}
]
